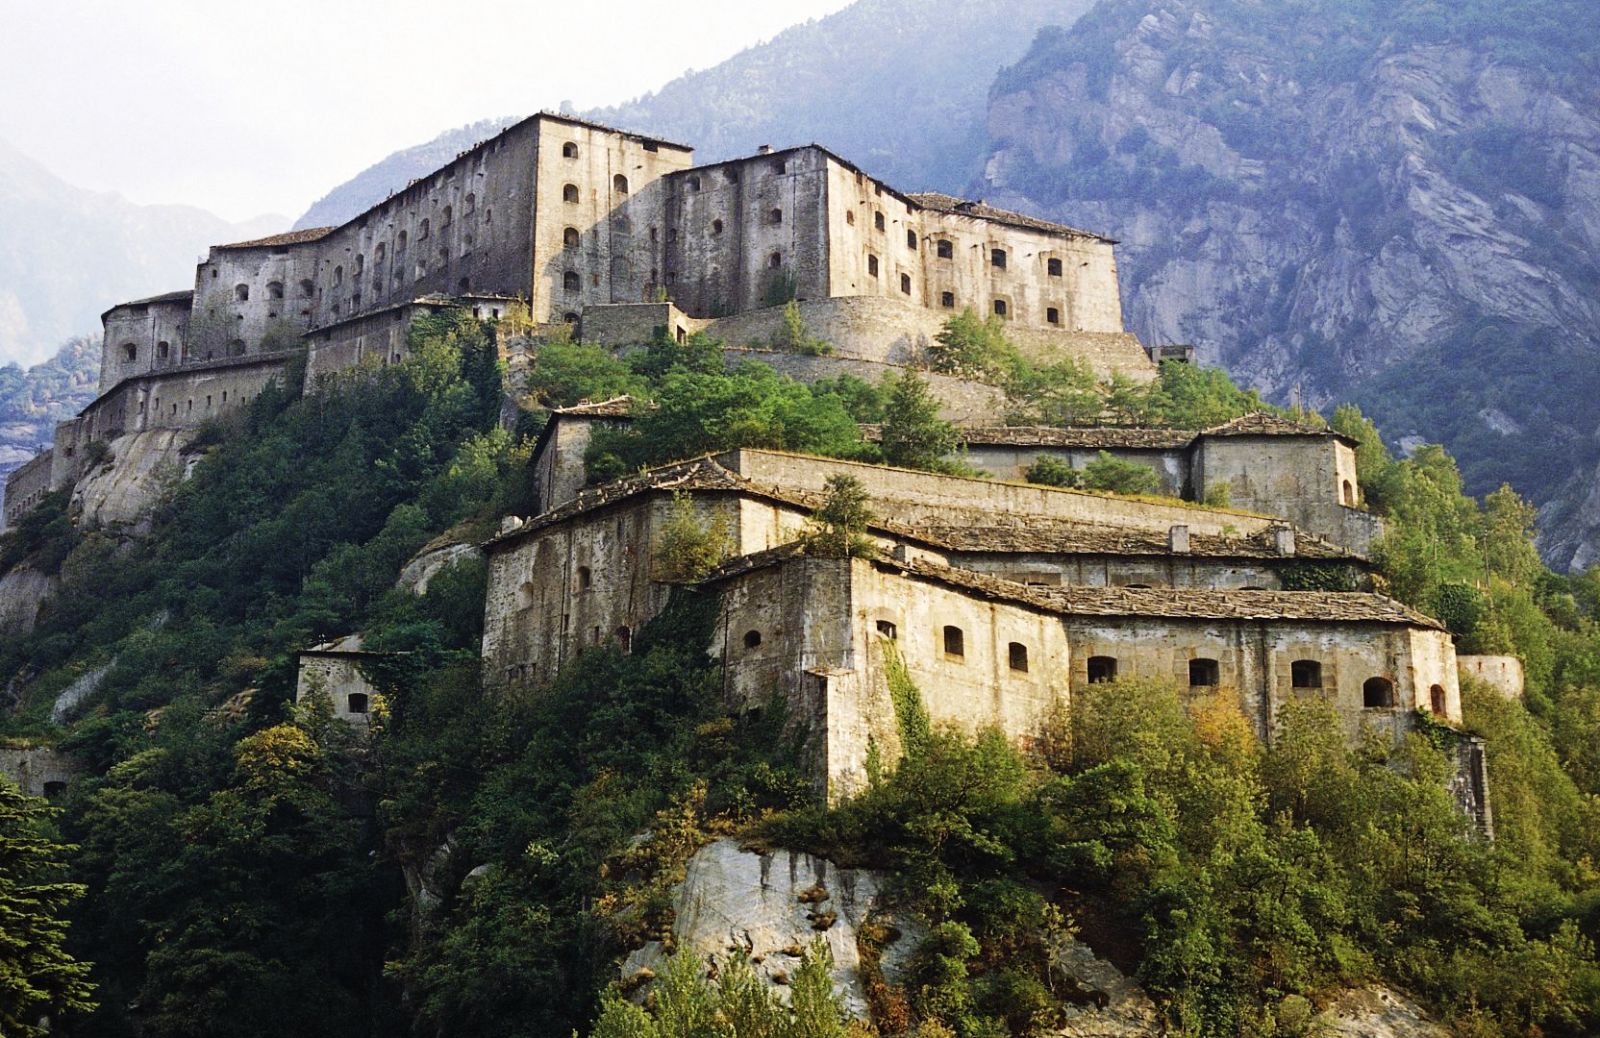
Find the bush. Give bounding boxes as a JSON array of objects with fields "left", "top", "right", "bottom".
[
  {"left": 1078, "top": 452, "right": 1162, "bottom": 496},
  {"left": 1023, "top": 456, "right": 1078, "bottom": 488}
]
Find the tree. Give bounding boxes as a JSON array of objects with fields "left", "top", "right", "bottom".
[
  {"left": 653, "top": 492, "right": 732, "bottom": 582},
  {"left": 927, "top": 308, "right": 1012, "bottom": 378},
  {"left": 1024, "top": 456, "right": 1078, "bottom": 488},
  {"left": 803, "top": 474, "right": 875, "bottom": 558},
  {"left": 880, "top": 372, "right": 958, "bottom": 471},
  {"left": 0, "top": 779, "right": 94, "bottom": 1037},
  {"left": 1079, "top": 451, "right": 1162, "bottom": 496}
]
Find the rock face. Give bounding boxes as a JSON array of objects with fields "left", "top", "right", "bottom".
[
  {"left": 975, "top": 0, "right": 1600, "bottom": 570},
  {"left": 71, "top": 428, "right": 191, "bottom": 531},
  {"left": 0, "top": 564, "right": 55, "bottom": 637},
  {"left": 396, "top": 541, "right": 484, "bottom": 597},
  {"left": 623, "top": 839, "right": 921, "bottom": 1017}
]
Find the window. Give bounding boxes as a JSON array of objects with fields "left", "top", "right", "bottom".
[
  {"left": 711, "top": 219, "right": 724, "bottom": 235},
  {"left": 1291, "top": 660, "right": 1322, "bottom": 689},
  {"left": 867, "top": 254, "right": 879, "bottom": 277},
  {"left": 157, "top": 341, "right": 170, "bottom": 360},
  {"left": 347, "top": 692, "right": 369, "bottom": 714},
  {"left": 576, "top": 566, "right": 592, "bottom": 591},
  {"left": 397, "top": 230, "right": 408, "bottom": 252},
  {"left": 943, "top": 625, "right": 965, "bottom": 659},
  {"left": 1363, "top": 677, "right": 1395, "bottom": 709},
  {"left": 1430, "top": 684, "right": 1446, "bottom": 714},
  {"left": 228, "top": 340, "right": 246, "bottom": 357},
  {"left": 332, "top": 265, "right": 343, "bottom": 287},
  {"left": 613, "top": 174, "right": 629, "bottom": 194},
  {"left": 907, "top": 229, "right": 917, "bottom": 249},
  {"left": 42, "top": 781, "right": 66, "bottom": 799},
  {"left": 743, "top": 629, "right": 762, "bottom": 650},
  {"left": 563, "top": 183, "right": 580, "bottom": 203},
  {"left": 1047, "top": 257, "right": 1063, "bottom": 277},
  {"left": 418, "top": 218, "right": 430, "bottom": 240},
  {"left": 725, "top": 168, "right": 739, "bottom": 184},
  {"left": 900, "top": 273, "right": 911, "bottom": 295},
  {"left": 991, "top": 248, "right": 1007, "bottom": 270},
  {"left": 234, "top": 283, "right": 250, "bottom": 302},
  {"left": 122, "top": 342, "right": 137, "bottom": 363},
  {"left": 562, "top": 141, "right": 578, "bottom": 158},
  {"left": 846, "top": 210, "right": 855, "bottom": 226},
  {"left": 437, "top": 246, "right": 449, "bottom": 267},
  {"left": 563, "top": 312, "right": 579, "bottom": 324},
  {"left": 993, "top": 298, "right": 1008, "bottom": 318},
  {"left": 769, "top": 251, "right": 782, "bottom": 269},
  {"left": 687, "top": 175, "right": 701, "bottom": 191},
  {"left": 1047, "top": 307, "right": 1061, "bottom": 326},
  {"left": 1087, "top": 656, "right": 1118, "bottom": 683},
  {"left": 940, "top": 291, "right": 955, "bottom": 308},
  {"left": 1008, "top": 642, "right": 1029, "bottom": 672},
  {"left": 464, "top": 192, "right": 476, "bottom": 214},
  {"left": 616, "top": 626, "right": 632, "bottom": 653},
  {"left": 267, "top": 281, "right": 284, "bottom": 300},
  {"left": 558, "top": 226, "right": 581, "bottom": 249},
  {"left": 876, "top": 619, "right": 898, "bottom": 640},
  {"left": 1343, "top": 480, "right": 1356, "bottom": 506},
  {"left": 874, "top": 211, "right": 885, "bottom": 231},
  {"left": 375, "top": 242, "right": 387, "bottom": 265},
  {"left": 936, "top": 239, "right": 953, "bottom": 259},
  {"left": 563, "top": 271, "right": 581, "bottom": 293},
  {"left": 774, "top": 159, "right": 787, "bottom": 174},
  {"left": 769, "top": 207, "right": 783, "bottom": 225},
  {"left": 1189, "top": 658, "right": 1220, "bottom": 687}
]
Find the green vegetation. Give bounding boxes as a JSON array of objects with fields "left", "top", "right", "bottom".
[
  {"left": 1024, "top": 451, "right": 1165, "bottom": 497},
  {"left": 879, "top": 372, "right": 959, "bottom": 473},
  {"left": 802, "top": 474, "right": 877, "bottom": 559}
]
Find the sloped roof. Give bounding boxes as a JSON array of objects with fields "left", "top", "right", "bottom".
[
  {"left": 861, "top": 424, "right": 1195, "bottom": 450},
  {"left": 1202, "top": 412, "right": 1355, "bottom": 445},
  {"left": 908, "top": 192, "right": 1114, "bottom": 242},
  {"left": 302, "top": 634, "right": 368, "bottom": 655},
  {"left": 554, "top": 396, "right": 635, "bottom": 418},
  {"left": 215, "top": 226, "right": 336, "bottom": 250},
  {"left": 916, "top": 517, "right": 1352, "bottom": 561}
]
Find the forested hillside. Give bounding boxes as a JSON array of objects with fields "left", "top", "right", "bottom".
[
  {"left": 973, "top": 0, "right": 1600, "bottom": 571},
  {"left": 0, "top": 337, "right": 99, "bottom": 508},
  {"left": 3, "top": 317, "right": 1600, "bottom": 1036}
]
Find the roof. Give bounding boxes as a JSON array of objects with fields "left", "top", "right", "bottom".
[
  {"left": 532, "top": 110, "right": 693, "bottom": 152},
  {"left": 102, "top": 289, "right": 195, "bottom": 320},
  {"left": 908, "top": 192, "right": 1115, "bottom": 242},
  {"left": 301, "top": 634, "right": 369, "bottom": 656},
  {"left": 915, "top": 517, "right": 1352, "bottom": 561},
  {"left": 861, "top": 424, "right": 1195, "bottom": 451},
  {"left": 1201, "top": 412, "right": 1355, "bottom": 445},
  {"left": 214, "top": 226, "right": 337, "bottom": 250},
  {"left": 886, "top": 558, "right": 1442, "bottom": 628},
  {"left": 305, "top": 294, "right": 462, "bottom": 336},
  {"left": 554, "top": 395, "right": 635, "bottom": 418}
]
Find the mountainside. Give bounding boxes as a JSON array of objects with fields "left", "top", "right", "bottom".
[
  {"left": 971, "top": 0, "right": 1600, "bottom": 570},
  {"left": 0, "top": 139, "right": 281, "bottom": 367},
  {"left": 0, "top": 337, "right": 100, "bottom": 509},
  {"left": 291, "top": 0, "right": 1093, "bottom": 231}
]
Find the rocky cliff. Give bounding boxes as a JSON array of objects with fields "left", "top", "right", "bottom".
[{"left": 973, "top": 0, "right": 1600, "bottom": 569}]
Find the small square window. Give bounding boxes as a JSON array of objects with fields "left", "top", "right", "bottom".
[
  {"left": 874, "top": 211, "right": 886, "bottom": 231},
  {"left": 943, "top": 625, "right": 964, "bottom": 658},
  {"left": 940, "top": 291, "right": 955, "bottom": 308}
]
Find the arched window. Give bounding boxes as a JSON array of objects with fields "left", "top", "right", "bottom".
[
  {"left": 1047, "top": 257, "right": 1063, "bottom": 277},
  {"left": 438, "top": 245, "right": 449, "bottom": 267},
  {"left": 562, "top": 141, "right": 579, "bottom": 158},
  {"left": 156, "top": 341, "right": 170, "bottom": 360},
  {"left": 441, "top": 204, "right": 452, "bottom": 227},
  {"left": 122, "top": 342, "right": 138, "bottom": 363},
  {"left": 418, "top": 218, "right": 430, "bottom": 240},
  {"left": 353, "top": 254, "right": 365, "bottom": 276},
  {"left": 1291, "top": 659, "right": 1322, "bottom": 688},
  {"left": 711, "top": 219, "right": 724, "bottom": 235},
  {"left": 346, "top": 692, "right": 370, "bottom": 714},
  {"left": 564, "top": 226, "right": 581, "bottom": 248},
  {"left": 1008, "top": 642, "right": 1029, "bottom": 672},
  {"left": 1343, "top": 480, "right": 1356, "bottom": 505},
  {"left": 375, "top": 242, "right": 387, "bottom": 265},
  {"left": 907, "top": 230, "right": 918, "bottom": 249},
  {"left": 936, "top": 239, "right": 953, "bottom": 259},
  {"left": 845, "top": 210, "right": 855, "bottom": 226},
  {"left": 464, "top": 192, "right": 476, "bottom": 213},
  {"left": 299, "top": 278, "right": 316, "bottom": 298},
  {"left": 900, "top": 273, "right": 912, "bottom": 295},
  {"left": 563, "top": 183, "right": 580, "bottom": 203},
  {"left": 769, "top": 251, "right": 782, "bottom": 269},
  {"left": 332, "top": 265, "right": 343, "bottom": 286},
  {"left": 397, "top": 230, "right": 408, "bottom": 252},
  {"left": 1087, "top": 656, "right": 1118, "bottom": 684},
  {"left": 991, "top": 248, "right": 1008, "bottom": 269},
  {"left": 867, "top": 254, "right": 879, "bottom": 277},
  {"left": 563, "top": 270, "right": 581, "bottom": 293},
  {"left": 874, "top": 211, "right": 885, "bottom": 231},
  {"left": 943, "top": 625, "right": 965, "bottom": 659},
  {"left": 743, "top": 629, "right": 762, "bottom": 650},
  {"left": 267, "top": 281, "right": 284, "bottom": 299},
  {"left": 876, "top": 619, "right": 898, "bottom": 640},
  {"left": 687, "top": 175, "right": 701, "bottom": 191},
  {"left": 563, "top": 311, "right": 579, "bottom": 324},
  {"left": 576, "top": 566, "right": 592, "bottom": 591},
  {"left": 1430, "top": 684, "right": 1447, "bottom": 714},
  {"left": 457, "top": 277, "right": 471, "bottom": 293},
  {"left": 993, "top": 298, "right": 1008, "bottom": 318},
  {"left": 234, "top": 283, "right": 250, "bottom": 302},
  {"left": 769, "top": 207, "right": 783, "bottom": 225},
  {"left": 1189, "top": 658, "right": 1220, "bottom": 686},
  {"left": 1363, "top": 677, "right": 1395, "bottom": 709},
  {"left": 616, "top": 626, "right": 632, "bottom": 653},
  {"left": 613, "top": 174, "right": 629, "bottom": 194}
]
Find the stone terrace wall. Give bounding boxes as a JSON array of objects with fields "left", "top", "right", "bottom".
[
  {"left": 2, "top": 450, "right": 54, "bottom": 528},
  {"left": 721, "top": 349, "right": 1007, "bottom": 425}
]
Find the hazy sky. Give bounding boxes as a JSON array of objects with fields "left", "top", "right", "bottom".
[{"left": 0, "top": 0, "right": 855, "bottom": 222}]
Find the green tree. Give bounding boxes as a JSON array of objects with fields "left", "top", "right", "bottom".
[
  {"left": 1023, "top": 456, "right": 1078, "bottom": 488},
  {"left": 880, "top": 372, "right": 958, "bottom": 471},
  {"left": 927, "top": 308, "right": 1012, "bottom": 379},
  {"left": 802, "top": 474, "right": 876, "bottom": 558},
  {"left": 0, "top": 779, "right": 94, "bottom": 1037},
  {"left": 1078, "top": 451, "right": 1162, "bottom": 496}
]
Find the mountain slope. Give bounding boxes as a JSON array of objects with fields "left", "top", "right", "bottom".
[
  {"left": 292, "top": 0, "right": 1095, "bottom": 231},
  {"left": 0, "top": 138, "right": 281, "bottom": 366},
  {"left": 974, "top": 0, "right": 1600, "bottom": 569},
  {"left": 0, "top": 337, "right": 100, "bottom": 508}
]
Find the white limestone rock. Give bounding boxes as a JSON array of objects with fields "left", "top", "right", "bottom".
[{"left": 397, "top": 541, "right": 485, "bottom": 596}]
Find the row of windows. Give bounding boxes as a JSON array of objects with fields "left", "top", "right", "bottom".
[
  {"left": 682, "top": 158, "right": 787, "bottom": 193},
  {"left": 563, "top": 175, "right": 630, "bottom": 203}
]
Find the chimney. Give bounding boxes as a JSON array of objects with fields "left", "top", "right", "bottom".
[
  {"left": 1168, "top": 524, "right": 1190, "bottom": 554},
  {"left": 757, "top": 144, "right": 773, "bottom": 155},
  {"left": 1273, "top": 526, "right": 1296, "bottom": 557}
]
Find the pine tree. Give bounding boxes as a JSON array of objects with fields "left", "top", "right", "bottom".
[{"left": 880, "top": 372, "right": 957, "bottom": 471}]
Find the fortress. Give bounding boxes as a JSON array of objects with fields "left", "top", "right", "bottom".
[{"left": 2, "top": 113, "right": 1492, "bottom": 828}]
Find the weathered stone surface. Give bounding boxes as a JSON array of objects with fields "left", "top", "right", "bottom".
[
  {"left": 621, "top": 838, "right": 921, "bottom": 1017},
  {"left": 52, "top": 660, "right": 113, "bottom": 724},
  {"left": 1314, "top": 985, "right": 1451, "bottom": 1038},
  {"left": 72, "top": 429, "right": 189, "bottom": 530},
  {"left": 0, "top": 746, "right": 84, "bottom": 797},
  {"left": 397, "top": 541, "right": 484, "bottom": 596},
  {"left": 1047, "top": 940, "right": 1162, "bottom": 1037},
  {"left": 0, "top": 564, "right": 56, "bottom": 637}
]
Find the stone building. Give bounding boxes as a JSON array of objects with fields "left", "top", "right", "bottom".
[
  {"left": 295, "top": 635, "right": 380, "bottom": 725},
  {"left": 480, "top": 449, "right": 1462, "bottom": 801},
  {"left": 0, "top": 745, "right": 84, "bottom": 798}
]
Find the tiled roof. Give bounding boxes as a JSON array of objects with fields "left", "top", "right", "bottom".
[
  {"left": 111, "top": 289, "right": 195, "bottom": 309},
  {"left": 861, "top": 424, "right": 1195, "bottom": 450},
  {"left": 214, "top": 226, "right": 336, "bottom": 250},
  {"left": 1201, "top": 412, "right": 1347, "bottom": 442},
  {"left": 888, "top": 558, "right": 1441, "bottom": 628},
  {"left": 916, "top": 517, "right": 1352, "bottom": 561},
  {"left": 907, "top": 192, "right": 1113, "bottom": 242}
]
